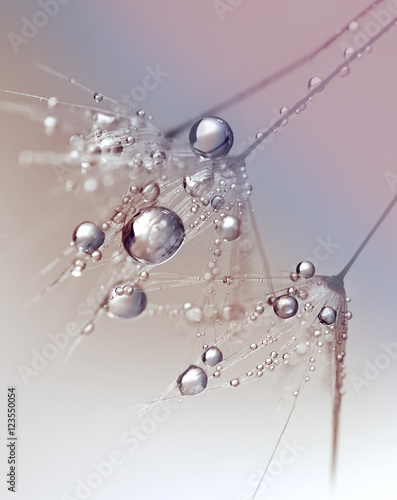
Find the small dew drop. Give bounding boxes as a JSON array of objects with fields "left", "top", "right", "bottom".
[{"left": 93, "top": 92, "right": 103, "bottom": 103}]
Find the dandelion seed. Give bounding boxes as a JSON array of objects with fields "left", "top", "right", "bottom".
[{"left": 2, "top": 1, "right": 397, "bottom": 499}]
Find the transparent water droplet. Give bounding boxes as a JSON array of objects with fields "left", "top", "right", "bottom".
[
  {"left": 177, "top": 365, "right": 208, "bottom": 396},
  {"left": 273, "top": 295, "right": 299, "bottom": 319},
  {"left": 202, "top": 346, "right": 223, "bottom": 366},
  {"left": 106, "top": 283, "right": 147, "bottom": 319},
  {"left": 91, "top": 250, "right": 102, "bottom": 262},
  {"left": 72, "top": 222, "right": 105, "bottom": 254},
  {"left": 344, "top": 47, "right": 355, "bottom": 59},
  {"left": 296, "top": 261, "right": 315, "bottom": 279},
  {"left": 338, "top": 65, "right": 350, "bottom": 78},
  {"left": 189, "top": 116, "right": 233, "bottom": 159},
  {"left": 215, "top": 215, "right": 241, "bottom": 241},
  {"left": 308, "top": 76, "right": 324, "bottom": 92},
  {"left": 140, "top": 182, "right": 160, "bottom": 204},
  {"left": 183, "top": 171, "right": 214, "bottom": 198},
  {"left": 211, "top": 195, "right": 225, "bottom": 210},
  {"left": 122, "top": 207, "right": 185, "bottom": 265},
  {"left": 318, "top": 306, "right": 337, "bottom": 325},
  {"left": 93, "top": 92, "right": 103, "bottom": 103}
]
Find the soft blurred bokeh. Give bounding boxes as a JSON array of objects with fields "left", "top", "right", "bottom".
[{"left": 1, "top": 1, "right": 396, "bottom": 499}]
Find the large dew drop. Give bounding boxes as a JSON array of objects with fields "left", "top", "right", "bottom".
[
  {"left": 177, "top": 365, "right": 208, "bottom": 396},
  {"left": 122, "top": 207, "right": 185, "bottom": 265},
  {"left": 105, "top": 283, "right": 147, "bottom": 319},
  {"left": 189, "top": 116, "right": 233, "bottom": 159},
  {"left": 72, "top": 221, "right": 105, "bottom": 254},
  {"left": 273, "top": 295, "right": 299, "bottom": 319}
]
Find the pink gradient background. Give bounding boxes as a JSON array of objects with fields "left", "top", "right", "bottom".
[{"left": 1, "top": 1, "right": 397, "bottom": 499}]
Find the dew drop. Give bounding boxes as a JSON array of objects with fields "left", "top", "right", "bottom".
[
  {"left": 122, "top": 207, "right": 185, "bottom": 265},
  {"left": 93, "top": 92, "right": 103, "bottom": 103},
  {"left": 296, "top": 261, "right": 315, "bottom": 279},
  {"left": 211, "top": 195, "right": 225, "bottom": 210},
  {"left": 189, "top": 116, "right": 233, "bottom": 159},
  {"left": 202, "top": 346, "right": 223, "bottom": 366},
  {"left": 344, "top": 47, "right": 355, "bottom": 59},
  {"left": 183, "top": 171, "right": 214, "bottom": 198},
  {"left": 177, "top": 365, "right": 208, "bottom": 396},
  {"left": 273, "top": 295, "right": 299, "bottom": 319},
  {"left": 106, "top": 283, "right": 147, "bottom": 319},
  {"left": 318, "top": 306, "right": 337, "bottom": 325},
  {"left": 72, "top": 222, "right": 105, "bottom": 254},
  {"left": 215, "top": 215, "right": 241, "bottom": 241},
  {"left": 140, "top": 183, "right": 161, "bottom": 204},
  {"left": 308, "top": 76, "right": 324, "bottom": 92}
]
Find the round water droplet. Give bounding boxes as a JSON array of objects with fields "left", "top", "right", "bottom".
[
  {"left": 106, "top": 283, "right": 146, "bottom": 319},
  {"left": 72, "top": 222, "right": 105, "bottom": 254},
  {"left": 93, "top": 92, "right": 103, "bottom": 103},
  {"left": 189, "top": 116, "right": 233, "bottom": 159},
  {"left": 318, "top": 306, "right": 337, "bottom": 325},
  {"left": 122, "top": 207, "right": 185, "bottom": 265},
  {"left": 202, "top": 346, "right": 223, "bottom": 366},
  {"left": 215, "top": 215, "right": 241, "bottom": 241},
  {"left": 230, "top": 379, "right": 240, "bottom": 387},
  {"left": 338, "top": 65, "right": 350, "bottom": 78},
  {"left": 177, "top": 365, "right": 208, "bottom": 396},
  {"left": 308, "top": 76, "right": 324, "bottom": 92},
  {"left": 140, "top": 182, "right": 160, "bottom": 204},
  {"left": 273, "top": 295, "right": 299, "bottom": 319},
  {"left": 91, "top": 250, "right": 102, "bottom": 262},
  {"left": 211, "top": 195, "right": 225, "bottom": 210},
  {"left": 296, "top": 261, "right": 315, "bottom": 279},
  {"left": 183, "top": 171, "right": 214, "bottom": 198},
  {"left": 344, "top": 47, "right": 355, "bottom": 59}
]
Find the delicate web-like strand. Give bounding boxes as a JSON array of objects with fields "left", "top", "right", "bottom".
[
  {"left": 165, "top": 0, "right": 387, "bottom": 138},
  {"left": 238, "top": 14, "right": 397, "bottom": 161}
]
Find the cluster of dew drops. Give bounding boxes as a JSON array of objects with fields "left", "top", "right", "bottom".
[{"left": 40, "top": 93, "right": 353, "bottom": 403}]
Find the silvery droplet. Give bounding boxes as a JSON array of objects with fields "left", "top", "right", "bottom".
[
  {"left": 122, "top": 207, "right": 185, "bottom": 265},
  {"left": 106, "top": 283, "right": 146, "bottom": 319},
  {"left": 318, "top": 306, "right": 337, "bottom": 325},
  {"left": 189, "top": 116, "right": 233, "bottom": 159},
  {"left": 72, "top": 222, "right": 105, "bottom": 254},
  {"left": 211, "top": 195, "right": 225, "bottom": 210},
  {"left": 140, "top": 182, "right": 160, "bottom": 203},
  {"left": 183, "top": 171, "right": 214, "bottom": 198},
  {"left": 296, "top": 261, "right": 315, "bottom": 279},
  {"left": 216, "top": 215, "right": 241, "bottom": 241},
  {"left": 308, "top": 76, "right": 324, "bottom": 92},
  {"left": 273, "top": 295, "right": 299, "bottom": 319},
  {"left": 93, "top": 92, "right": 103, "bottom": 103},
  {"left": 202, "top": 346, "right": 223, "bottom": 366},
  {"left": 177, "top": 365, "right": 208, "bottom": 396}
]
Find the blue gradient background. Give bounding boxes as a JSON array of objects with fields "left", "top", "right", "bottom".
[{"left": 0, "top": 1, "right": 396, "bottom": 499}]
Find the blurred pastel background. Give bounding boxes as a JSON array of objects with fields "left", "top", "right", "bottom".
[{"left": 0, "top": 1, "right": 396, "bottom": 499}]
